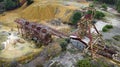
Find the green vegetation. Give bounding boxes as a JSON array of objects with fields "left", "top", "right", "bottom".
[
  {"left": 93, "top": 0, "right": 98, "bottom": 3},
  {"left": 89, "top": 4, "right": 94, "bottom": 8},
  {"left": 65, "top": 38, "right": 70, "bottom": 43},
  {"left": 71, "top": 11, "right": 82, "bottom": 25},
  {"left": 87, "top": 10, "right": 93, "bottom": 14},
  {"left": 76, "top": 57, "right": 115, "bottom": 67},
  {"left": 112, "top": 35, "right": 120, "bottom": 41},
  {"left": 105, "top": 25, "right": 113, "bottom": 29},
  {"left": 93, "top": 0, "right": 120, "bottom": 13},
  {"left": 60, "top": 39, "right": 68, "bottom": 51},
  {"left": 101, "top": 3, "right": 107, "bottom": 11},
  {"left": 76, "top": 58, "right": 91, "bottom": 67},
  {"left": 94, "top": 11, "right": 105, "bottom": 19},
  {"left": 4, "top": 0, "right": 17, "bottom": 10},
  {"left": 27, "top": 0, "right": 34, "bottom": 5},
  {"left": 2, "top": 0, "right": 33, "bottom": 10},
  {"left": 102, "top": 27, "right": 108, "bottom": 32},
  {"left": 102, "top": 25, "right": 113, "bottom": 32},
  {"left": 94, "top": 0, "right": 117, "bottom": 4},
  {"left": 0, "top": 0, "right": 3, "bottom": 2},
  {"left": 105, "top": 39, "right": 113, "bottom": 46},
  {"left": 116, "top": 0, "right": 120, "bottom": 13}
]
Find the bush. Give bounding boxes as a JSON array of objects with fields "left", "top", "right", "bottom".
[
  {"left": 94, "top": 11, "right": 105, "bottom": 19},
  {"left": 102, "top": 27, "right": 108, "bottom": 32},
  {"left": 101, "top": 3, "right": 107, "bottom": 11},
  {"left": 87, "top": 10, "right": 93, "bottom": 14},
  {"left": 60, "top": 39, "right": 68, "bottom": 51},
  {"left": 76, "top": 59, "right": 91, "bottom": 67},
  {"left": 93, "top": 0, "right": 98, "bottom": 3},
  {"left": 102, "top": 25, "right": 113, "bottom": 32},
  {"left": 105, "top": 25, "right": 113, "bottom": 29},
  {"left": 89, "top": 4, "right": 94, "bottom": 8},
  {"left": 4, "top": 0, "right": 17, "bottom": 10},
  {"left": 65, "top": 38, "right": 70, "bottom": 43},
  {"left": 71, "top": 11, "right": 82, "bottom": 25},
  {"left": 96, "top": 0, "right": 116, "bottom": 5},
  {"left": 116, "top": 0, "right": 120, "bottom": 13}
]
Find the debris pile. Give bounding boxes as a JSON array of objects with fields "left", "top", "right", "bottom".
[{"left": 20, "top": 0, "right": 79, "bottom": 22}]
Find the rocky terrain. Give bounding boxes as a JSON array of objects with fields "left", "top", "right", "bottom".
[{"left": 0, "top": 0, "right": 120, "bottom": 67}]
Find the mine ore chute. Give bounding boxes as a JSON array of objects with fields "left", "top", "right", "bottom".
[{"left": 15, "top": 18, "right": 68, "bottom": 45}]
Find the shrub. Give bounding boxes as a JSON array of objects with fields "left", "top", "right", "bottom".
[
  {"left": 112, "top": 35, "right": 120, "bottom": 41},
  {"left": 87, "top": 10, "right": 93, "bottom": 14},
  {"left": 102, "top": 25, "right": 113, "bottom": 32},
  {"left": 60, "top": 39, "right": 68, "bottom": 51},
  {"left": 105, "top": 25, "right": 113, "bottom": 29},
  {"left": 4, "top": 0, "right": 17, "bottom": 10},
  {"left": 65, "top": 38, "right": 70, "bottom": 43},
  {"left": 71, "top": 11, "right": 82, "bottom": 25},
  {"left": 89, "top": 4, "right": 94, "bottom": 8},
  {"left": 116, "top": 0, "right": 120, "bottom": 13},
  {"left": 102, "top": 27, "right": 108, "bottom": 32},
  {"left": 101, "top": 3, "right": 107, "bottom": 11},
  {"left": 94, "top": 11, "right": 105, "bottom": 19},
  {"left": 93, "top": 0, "right": 98, "bottom": 3},
  {"left": 76, "top": 59, "right": 91, "bottom": 67}
]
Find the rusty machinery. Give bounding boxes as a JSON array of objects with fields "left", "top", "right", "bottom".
[
  {"left": 77, "top": 7, "right": 118, "bottom": 59},
  {"left": 15, "top": 18, "right": 68, "bottom": 45},
  {"left": 15, "top": 7, "right": 118, "bottom": 60}
]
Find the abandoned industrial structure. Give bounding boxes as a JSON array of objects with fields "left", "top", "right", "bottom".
[{"left": 15, "top": 7, "right": 119, "bottom": 61}]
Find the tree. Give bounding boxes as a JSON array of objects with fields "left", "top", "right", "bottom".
[
  {"left": 76, "top": 59, "right": 91, "bottom": 67},
  {"left": 4, "top": 0, "right": 17, "bottom": 10},
  {"left": 116, "top": 0, "right": 120, "bottom": 13},
  {"left": 101, "top": 3, "right": 107, "bottom": 11},
  {"left": 94, "top": 11, "right": 105, "bottom": 19},
  {"left": 71, "top": 11, "right": 82, "bottom": 25},
  {"left": 60, "top": 39, "right": 68, "bottom": 51},
  {"left": 12, "top": 0, "right": 21, "bottom": 7}
]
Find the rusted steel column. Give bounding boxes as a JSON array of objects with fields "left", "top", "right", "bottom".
[
  {"left": 93, "top": 24, "right": 100, "bottom": 34},
  {"left": 88, "top": 23, "right": 93, "bottom": 58}
]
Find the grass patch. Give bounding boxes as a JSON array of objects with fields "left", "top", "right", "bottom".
[
  {"left": 76, "top": 58, "right": 92, "bottom": 67},
  {"left": 112, "top": 35, "right": 120, "bottom": 41}
]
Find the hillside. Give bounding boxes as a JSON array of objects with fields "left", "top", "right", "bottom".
[{"left": 20, "top": 0, "right": 89, "bottom": 22}]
